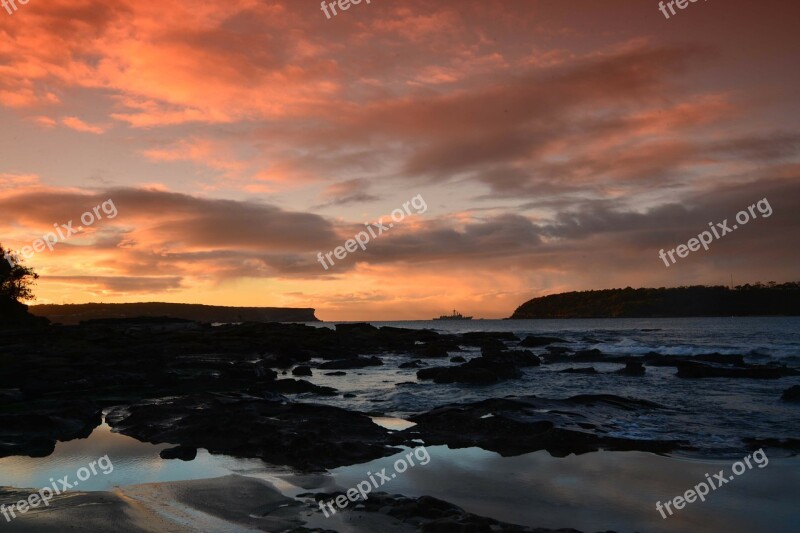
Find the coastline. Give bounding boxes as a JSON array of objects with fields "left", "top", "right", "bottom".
[{"left": 3, "top": 450, "right": 799, "bottom": 532}]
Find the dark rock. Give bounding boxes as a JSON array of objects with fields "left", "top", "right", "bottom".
[
  {"left": 743, "top": 437, "right": 800, "bottom": 452},
  {"left": 0, "top": 400, "right": 102, "bottom": 459},
  {"left": 335, "top": 323, "right": 379, "bottom": 335},
  {"left": 543, "top": 349, "right": 631, "bottom": 365},
  {"left": 484, "top": 350, "right": 540, "bottom": 367},
  {"left": 573, "top": 349, "right": 604, "bottom": 360},
  {"left": 461, "top": 331, "right": 519, "bottom": 342},
  {"left": 292, "top": 365, "right": 312, "bottom": 377},
  {"left": 404, "top": 394, "right": 684, "bottom": 457},
  {"left": 319, "top": 356, "right": 383, "bottom": 369},
  {"left": 343, "top": 393, "right": 356, "bottom": 398},
  {"left": 647, "top": 353, "right": 746, "bottom": 367},
  {"left": 545, "top": 346, "right": 572, "bottom": 355},
  {"left": 560, "top": 367, "right": 599, "bottom": 375},
  {"left": 417, "top": 357, "right": 523, "bottom": 384},
  {"left": 458, "top": 332, "right": 514, "bottom": 352},
  {"left": 399, "top": 360, "right": 425, "bottom": 369},
  {"left": 270, "top": 379, "right": 337, "bottom": 396},
  {"left": 160, "top": 445, "right": 197, "bottom": 461},
  {"left": 414, "top": 342, "right": 453, "bottom": 358},
  {"left": 616, "top": 361, "right": 646, "bottom": 376},
  {"left": 417, "top": 365, "right": 497, "bottom": 385},
  {"left": 450, "top": 356, "right": 466, "bottom": 363},
  {"left": 520, "top": 335, "right": 568, "bottom": 347},
  {"left": 688, "top": 353, "right": 747, "bottom": 365},
  {"left": 106, "top": 393, "right": 400, "bottom": 470},
  {"left": 781, "top": 385, "right": 800, "bottom": 402},
  {"left": 325, "top": 371, "right": 347, "bottom": 376},
  {"left": 676, "top": 362, "right": 799, "bottom": 379}
]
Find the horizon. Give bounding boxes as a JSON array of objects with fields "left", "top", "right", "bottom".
[
  {"left": 27, "top": 281, "right": 798, "bottom": 322},
  {"left": 1, "top": 0, "right": 799, "bottom": 321}
]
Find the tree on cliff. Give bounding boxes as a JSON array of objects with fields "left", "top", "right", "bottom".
[{"left": 0, "top": 243, "right": 43, "bottom": 326}]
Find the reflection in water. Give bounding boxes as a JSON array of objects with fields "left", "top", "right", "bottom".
[
  {"left": 1, "top": 425, "right": 798, "bottom": 533},
  {"left": 0, "top": 423, "right": 291, "bottom": 492},
  {"left": 370, "top": 416, "right": 416, "bottom": 431},
  {"left": 325, "top": 446, "right": 800, "bottom": 533}
]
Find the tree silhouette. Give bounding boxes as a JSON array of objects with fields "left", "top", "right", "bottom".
[{"left": 0, "top": 242, "right": 42, "bottom": 325}]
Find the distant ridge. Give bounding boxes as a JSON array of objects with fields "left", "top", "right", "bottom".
[
  {"left": 510, "top": 283, "right": 800, "bottom": 319},
  {"left": 30, "top": 302, "right": 319, "bottom": 325}
]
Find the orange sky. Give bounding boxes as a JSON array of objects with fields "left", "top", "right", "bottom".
[{"left": 1, "top": 0, "right": 799, "bottom": 320}]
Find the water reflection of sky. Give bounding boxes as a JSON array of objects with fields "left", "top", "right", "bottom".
[
  {"left": 0, "top": 423, "right": 292, "bottom": 492},
  {"left": 324, "top": 446, "right": 800, "bottom": 533},
  {"left": 1, "top": 422, "right": 798, "bottom": 533}
]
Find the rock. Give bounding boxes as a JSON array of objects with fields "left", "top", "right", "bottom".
[
  {"left": 461, "top": 331, "right": 519, "bottom": 342},
  {"left": 743, "top": 437, "right": 800, "bottom": 452},
  {"left": 292, "top": 365, "right": 312, "bottom": 377},
  {"left": 450, "top": 356, "right": 466, "bottom": 363},
  {"left": 414, "top": 340, "right": 462, "bottom": 358},
  {"left": 270, "top": 379, "right": 337, "bottom": 396},
  {"left": 403, "top": 394, "right": 684, "bottom": 457},
  {"left": 484, "top": 350, "right": 540, "bottom": 367},
  {"left": 335, "top": 323, "right": 379, "bottom": 335},
  {"left": 676, "top": 362, "right": 799, "bottom": 379},
  {"left": 160, "top": 445, "right": 197, "bottom": 461},
  {"left": 0, "top": 400, "right": 102, "bottom": 459},
  {"left": 573, "top": 349, "right": 604, "bottom": 360},
  {"left": 417, "top": 366, "right": 497, "bottom": 385},
  {"left": 546, "top": 345, "right": 572, "bottom": 354},
  {"left": 520, "top": 335, "right": 568, "bottom": 347},
  {"left": 325, "top": 371, "right": 347, "bottom": 376},
  {"left": 458, "top": 332, "right": 514, "bottom": 352},
  {"left": 781, "top": 385, "right": 800, "bottom": 402},
  {"left": 417, "top": 357, "right": 523, "bottom": 384},
  {"left": 106, "top": 393, "right": 400, "bottom": 471},
  {"left": 319, "top": 356, "right": 383, "bottom": 370},
  {"left": 560, "top": 367, "right": 598, "bottom": 374},
  {"left": 399, "top": 360, "right": 424, "bottom": 369},
  {"left": 616, "top": 361, "right": 645, "bottom": 376},
  {"left": 647, "top": 353, "right": 746, "bottom": 367},
  {"left": 415, "top": 343, "right": 451, "bottom": 358}
]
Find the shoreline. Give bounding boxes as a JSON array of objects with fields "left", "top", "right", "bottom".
[{"left": 3, "top": 450, "right": 799, "bottom": 532}]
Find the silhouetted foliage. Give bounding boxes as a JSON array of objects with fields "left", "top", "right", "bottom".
[
  {"left": 0, "top": 243, "right": 44, "bottom": 326},
  {"left": 511, "top": 283, "right": 800, "bottom": 319}
]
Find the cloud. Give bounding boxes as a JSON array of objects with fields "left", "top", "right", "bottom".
[
  {"left": 45, "top": 275, "right": 183, "bottom": 294},
  {"left": 0, "top": 173, "right": 41, "bottom": 190},
  {"left": 316, "top": 178, "right": 380, "bottom": 207},
  {"left": 62, "top": 116, "right": 108, "bottom": 134},
  {"left": 1, "top": 0, "right": 799, "bottom": 317}
]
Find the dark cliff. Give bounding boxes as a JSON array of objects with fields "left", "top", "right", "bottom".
[
  {"left": 30, "top": 302, "right": 319, "bottom": 324},
  {"left": 510, "top": 283, "right": 800, "bottom": 319}
]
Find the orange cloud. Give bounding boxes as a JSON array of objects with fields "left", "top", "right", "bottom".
[{"left": 62, "top": 116, "right": 108, "bottom": 134}]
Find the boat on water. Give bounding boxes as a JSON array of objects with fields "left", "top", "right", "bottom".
[{"left": 434, "top": 309, "right": 473, "bottom": 320}]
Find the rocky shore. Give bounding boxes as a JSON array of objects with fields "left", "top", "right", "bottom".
[
  {"left": 2, "top": 320, "right": 798, "bottom": 464},
  {"left": 2, "top": 318, "right": 799, "bottom": 531}
]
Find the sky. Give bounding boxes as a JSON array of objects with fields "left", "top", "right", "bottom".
[{"left": 0, "top": 0, "right": 798, "bottom": 320}]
